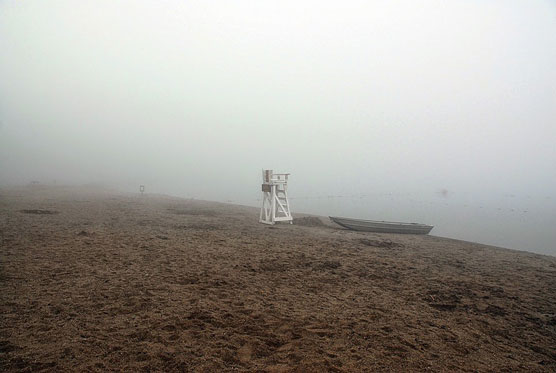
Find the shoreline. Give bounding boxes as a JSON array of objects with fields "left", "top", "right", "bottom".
[{"left": 2, "top": 183, "right": 553, "bottom": 258}]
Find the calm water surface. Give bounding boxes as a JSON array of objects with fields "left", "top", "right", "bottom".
[{"left": 288, "top": 193, "right": 556, "bottom": 257}]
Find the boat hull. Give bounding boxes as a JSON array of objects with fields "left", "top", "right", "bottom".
[{"left": 329, "top": 216, "right": 433, "bottom": 235}]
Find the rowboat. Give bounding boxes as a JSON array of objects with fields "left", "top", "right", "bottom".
[{"left": 329, "top": 216, "right": 433, "bottom": 234}]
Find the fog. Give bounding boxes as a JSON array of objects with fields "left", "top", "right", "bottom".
[{"left": 1, "top": 1, "right": 555, "bottom": 255}]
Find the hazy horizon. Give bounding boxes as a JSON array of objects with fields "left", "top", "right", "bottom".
[{"left": 1, "top": 1, "right": 555, "bottom": 255}]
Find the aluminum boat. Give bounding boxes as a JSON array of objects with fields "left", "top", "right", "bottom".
[{"left": 329, "top": 216, "right": 433, "bottom": 234}]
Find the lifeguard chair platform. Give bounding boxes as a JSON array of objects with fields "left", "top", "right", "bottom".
[{"left": 259, "top": 170, "right": 292, "bottom": 225}]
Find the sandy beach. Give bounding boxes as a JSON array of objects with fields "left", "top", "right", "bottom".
[{"left": 1, "top": 186, "right": 555, "bottom": 372}]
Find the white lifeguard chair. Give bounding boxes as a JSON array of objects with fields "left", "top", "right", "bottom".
[{"left": 259, "top": 170, "right": 293, "bottom": 225}]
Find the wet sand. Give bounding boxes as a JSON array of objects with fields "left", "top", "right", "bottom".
[{"left": 1, "top": 186, "right": 555, "bottom": 372}]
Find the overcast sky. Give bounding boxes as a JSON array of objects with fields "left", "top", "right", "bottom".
[{"left": 1, "top": 0, "right": 555, "bottom": 205}]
